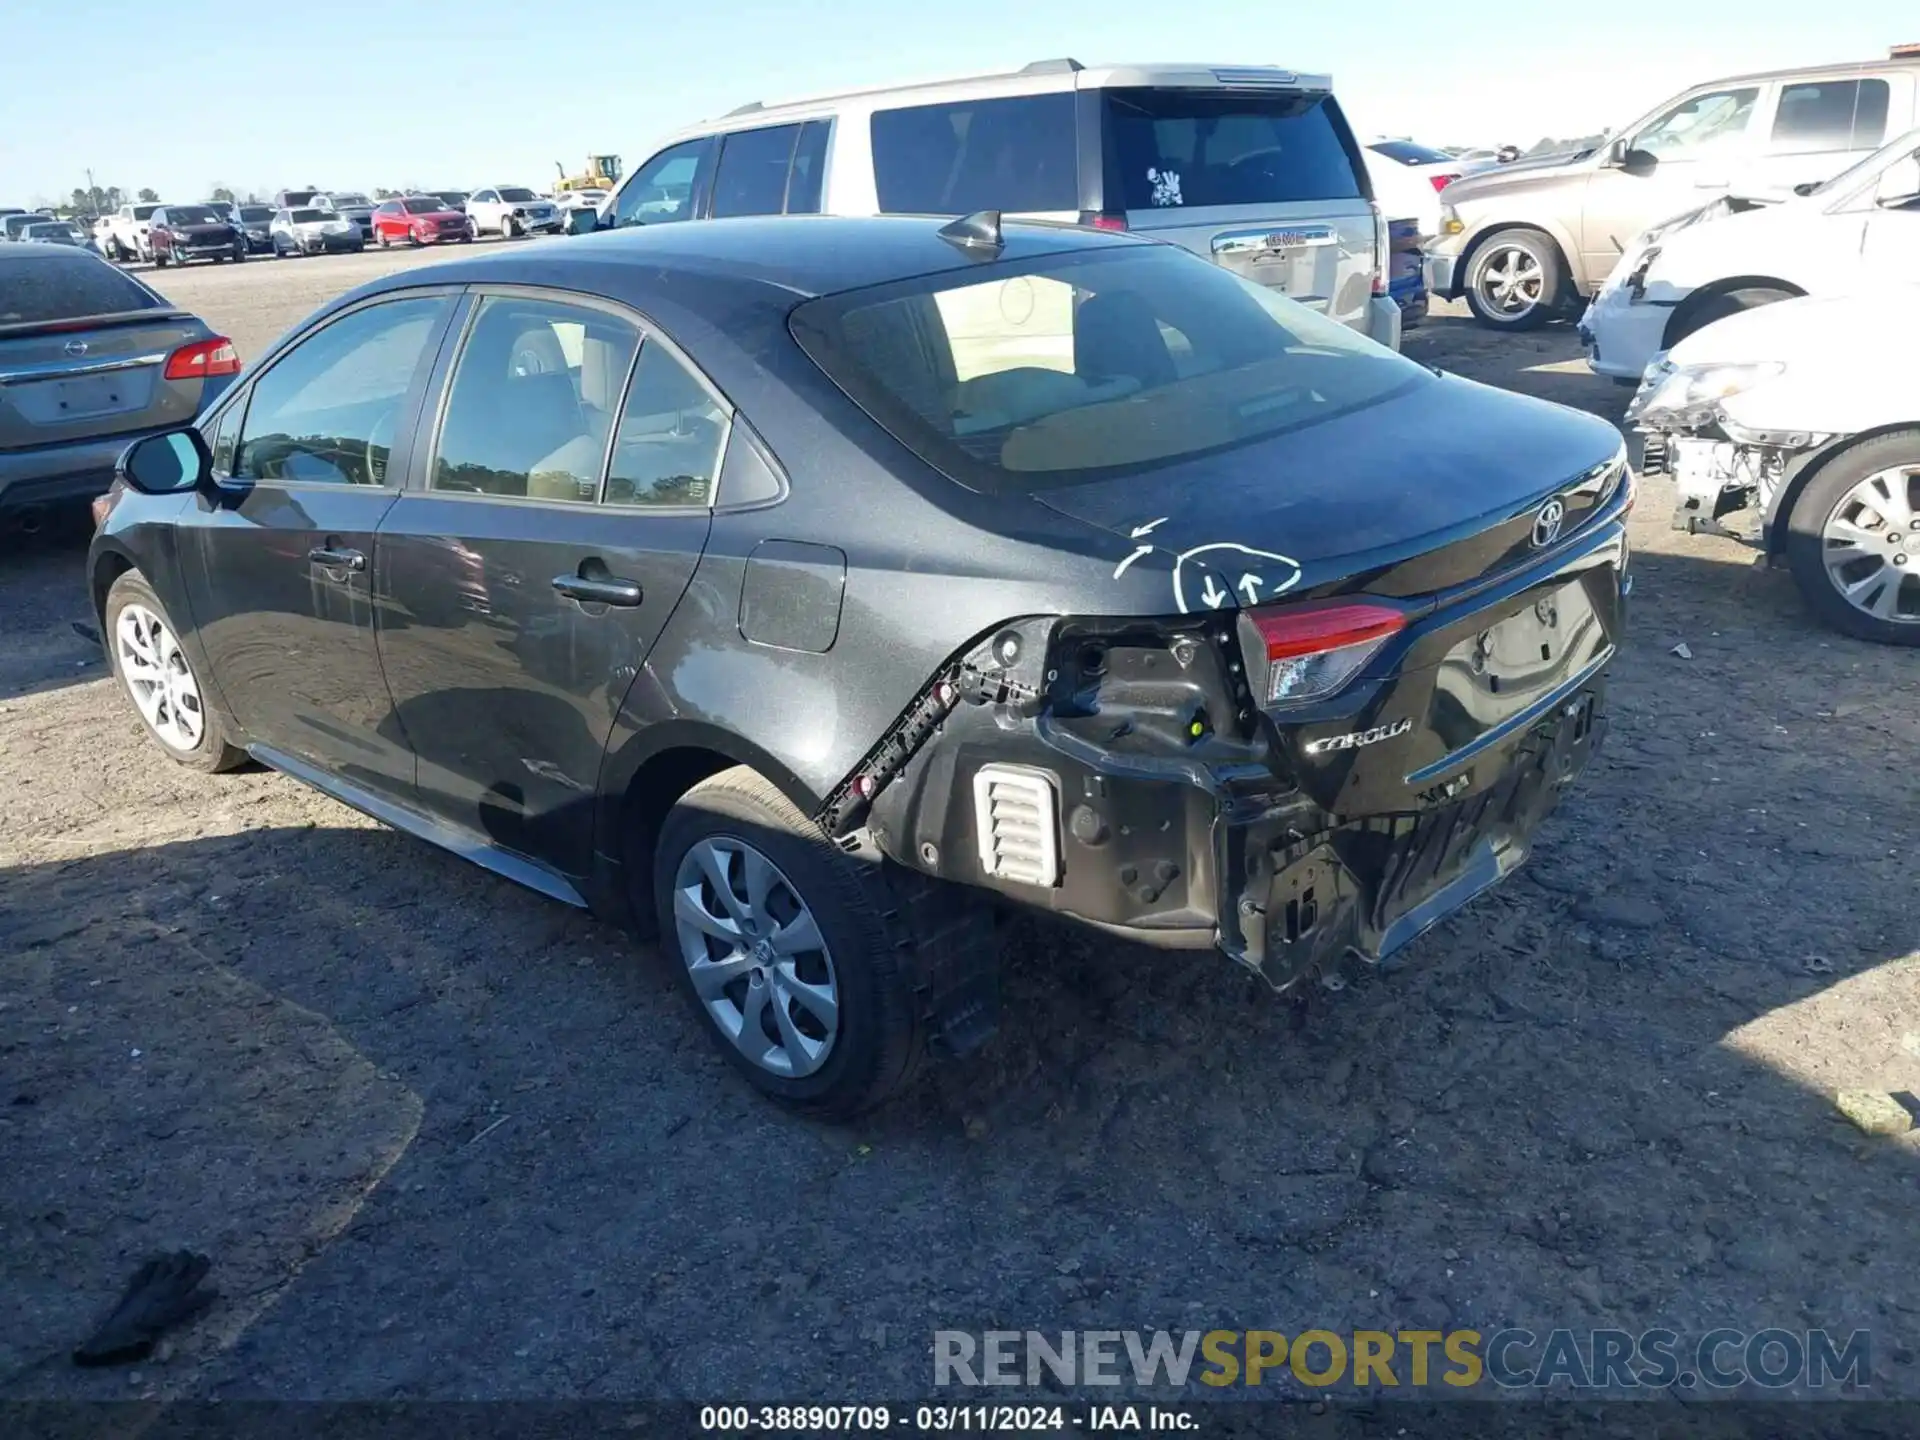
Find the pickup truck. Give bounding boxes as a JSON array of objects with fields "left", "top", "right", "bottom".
[{"left": 99, "top": 202, "right": 164, "bottom": 262}]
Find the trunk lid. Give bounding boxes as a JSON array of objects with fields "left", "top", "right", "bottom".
[
  {"left": 0, "top": 313, "right": 207, "bottom": 450},
  {"left": 1032, "top": 374, "right": 1625, "bottom": 607}
]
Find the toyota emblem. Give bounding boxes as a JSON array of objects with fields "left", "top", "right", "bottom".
[
  {"left": 63, "top": 339, "right": 89, "bottom": 357},
  {"left": 1531, "top": 497, "right": 1567, "bottom": 548}
]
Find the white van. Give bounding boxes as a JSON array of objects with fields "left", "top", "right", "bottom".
[{"left": 596, "top": 58, "right": 1401, "bottom": 350}]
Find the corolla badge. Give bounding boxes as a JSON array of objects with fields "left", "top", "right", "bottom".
[
  {"left": 1531, "top": 497, "right": 1568, "bottom": 548},
  {"left": 1304, "top": 717, "right": 1413, "bottom": 756}
]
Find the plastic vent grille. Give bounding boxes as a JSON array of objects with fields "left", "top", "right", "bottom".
[{"left": 971, "top": 765, "right": 1060, "bottom": 888}]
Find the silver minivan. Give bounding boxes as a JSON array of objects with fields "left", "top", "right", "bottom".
[
  {"left": 594, "top": 58, "right": 1401, "bottom": 350},
  {"left": 1428, "top": 53, "right": 1920, "bottom": 329}
]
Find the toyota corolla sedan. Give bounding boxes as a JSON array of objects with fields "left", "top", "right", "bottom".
[{"left": 89, "top": 215, "right": 1631, "bottom": 1116}]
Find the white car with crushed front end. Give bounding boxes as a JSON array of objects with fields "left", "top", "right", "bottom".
[
  {"left": 1628, "top": 285, "right": 1920, "bottom": 645},
  {"left": 1582, "top": 127, "right": 1920, "bottom": 382}
]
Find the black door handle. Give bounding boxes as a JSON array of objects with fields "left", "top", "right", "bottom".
[
  {"left": 308, "top": 546, "right": 366, "bottom": 572},
  {"left": 552, "top": 572, "right": 643, "bottom": 607}
]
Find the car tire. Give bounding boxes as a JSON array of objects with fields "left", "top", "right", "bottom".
[
  {"left": 104, "top": 571, "right": 248, "bottom": 772},
  {"left": 153, "top": 251, "right": 168, "bottom": 269},
  {"left": 233, "top": 246, "right": 245, "bottom": 264},
  {"left": 1464, "top": 228, "right": 1564, "bottom": 330},
  {"left": 502, "top": 214, "right": 518, "bottom": 240},
  {"left": 1664, "top": 286, "right": 1796, "bottom": 350},
  {"left": 1783, "top": 430, "right": 1920, "bottom": 647},
  {"left": 651, "top": 766, "right": 929, "bottom": 1118}
]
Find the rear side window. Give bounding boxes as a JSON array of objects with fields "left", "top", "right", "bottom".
[
  {"left": 1771, "top": 79, "right": 1890, "bottom": 155},
  {"left": 791, "top": 245, "right": 1427, "bottom": 493},
  {"left": 1105, "top": 90, "right": 1364, "bottom": 209},
  {"left": 0, "top": 253, "right": 162, "bottom": 327},
  {"left": 870, "top": 93, "right": 1078, "bottom": 213},
  {"left": 606, "top": 343, "right": 729, "bottom": 507},
  {"left": 712, "top": 124, "right": 801, "bottom": 218}
]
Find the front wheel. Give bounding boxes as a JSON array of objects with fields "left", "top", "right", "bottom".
[
  {"left": 105, "top": 571, "right": 248, "bottom": 772},
  {"left": 501, "top": 214, "right": 518, "bottom": 239},
  {"left": 651, "top": 767, "right": 928, "bottom": 1118},
  {"left": 1784, "top": 431, "right": 1920, "bottom": 646},
  {"left": 1464, "top": 228, "right": 1565, "bottom": 330},
  {"left": 1665, "top": 286, "right": 1795, "bottom": 350}
]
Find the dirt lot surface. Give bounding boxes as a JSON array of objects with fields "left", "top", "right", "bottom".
[{"left": 2, "top": 251, "right": 1917, "bottom": 1407}]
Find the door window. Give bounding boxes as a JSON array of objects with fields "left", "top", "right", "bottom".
[
  {"left": 612, "top": 140, "right": 713, "bottom": 226},
  {"left": 233, "top": 296, "right": 451, "bottom": 486},
  {"left": 605, "top": 342, "right": 730, "bottom": 507},
  {"left": 1770, "top": 79, "right": 1891, "bottom": 156},
  {"left": 786, "top": 119, "right": 831, "bottom": 213},
  {"left": 712, "top": 124, "right": 801, "bottom": 218},
  {"left": 1633, "top": 88, "right": 1759, "bottom": 160},
  {"left": 431, "top": 296, "right": 641, "bottom": 504},
  {"left": 870, "top": 93, "right": 1078, "bottom": 213}
]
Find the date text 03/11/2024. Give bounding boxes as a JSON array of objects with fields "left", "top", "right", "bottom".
[{"left": 699, "top": 1404, "right": 1198, "bottom": 1432}]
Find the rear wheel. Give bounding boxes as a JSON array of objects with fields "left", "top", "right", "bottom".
[
  {"left": 650, "top": 766, "right": 925, "bottom": 1118},
  {"left": 1784, "top": 432, "right": 1920, "bottom": 646},
  {"left": 1664, "top": 286, "right": 1795, "bottom": 349},
  {"left": 104, "top": 571, "right": 248, "bottom": 772},
  {"left": 1464, "top": 228, "right": 1564, "bottom": 330}
]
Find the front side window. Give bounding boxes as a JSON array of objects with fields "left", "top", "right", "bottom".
[
  {"left": 605, "top": 342, "right": 729, "bottom": 507},
  {"left": 432, "top": 296, "right": 640, "bottom": 503},
  {"left": 871, "top": 93, "right": 1078, "bottom": 214},
  {"left": 613, "top": 139, "right": 712, "bottom": 226},
  {"left": 712, "top": 124, "right": 801, "bottom": 218},
  {"left": 1105, "top": 90, "right": 1364, "bottom": 209},
  {"left": 234, "top": 296, "right": 451, "bottom": 486},
  {"left": 1771, "top": 79, "right": 1890, "bottom": 155},
  {"left": 791, "top": 244, "right": 1428, "bottom": 493},
  {"left": 1634, "top": 87, "right": 1759, "bottom": 160}
]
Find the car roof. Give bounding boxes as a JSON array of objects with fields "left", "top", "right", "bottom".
[
  {"left": 1701, "top": 55, "right": 1920, "bottom": 86},
  {"left": 361, "top": 214, "right": 1142, "bottom": 304}
]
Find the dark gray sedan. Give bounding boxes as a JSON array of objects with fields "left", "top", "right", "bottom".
[
  {"left": 89, "top": 216, "right": 1629, "bottom": 1116},
  {"left": 0, "top": 242, "right": 238, "bottom": 522}
]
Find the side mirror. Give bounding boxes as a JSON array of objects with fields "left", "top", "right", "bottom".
[
  {"left": 1605, "top": 138, "right": 1631, "bottom": 167},
  {"left": 119, "top": 429, "right": 212, "bottom": 496},
  {"left": 567, "top": 207, "right": 602, "bottom": 236}
]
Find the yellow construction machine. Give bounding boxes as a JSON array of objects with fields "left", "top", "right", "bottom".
[{"left": 554, "top": 156, "right": 623, "bottom": 193}]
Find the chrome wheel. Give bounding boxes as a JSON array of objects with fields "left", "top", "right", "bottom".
[
  {"left": 672, "top": 837, "right": 839, "bottom": 1078},
  {"left": 1822, "top": 466, "right": 1919, "bottom": 625},
  {"left": 1476, "top": 245, "right": 1546, "bottom": 317},
  {"left": 115, "top": 603, "right": 206, "bottom": 751}
]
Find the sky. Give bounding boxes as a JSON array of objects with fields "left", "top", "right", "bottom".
[{"left": 2, "top": 0, "right": 1913, "bottom": 206}]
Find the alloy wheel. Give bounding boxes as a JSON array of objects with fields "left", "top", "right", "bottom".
[
  {"left": 115, "top": 603, "right": 206, "bottom": 751},
  {"left": 672, "top": 837, "right": 840, "bottom": 1078},
  {"left": 1821, "top": 466, "right": 1919, "bottom": 625},
  {"left": 1476, "top": 245, "right": 1546, "bottom": 318}
]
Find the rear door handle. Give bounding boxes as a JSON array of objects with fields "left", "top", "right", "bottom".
[
  {"left": 308, "top": 546, "right": 366, "bottom": 572},
  {"left": 552, "top": 572, "right": 643, "bottom": 607}
]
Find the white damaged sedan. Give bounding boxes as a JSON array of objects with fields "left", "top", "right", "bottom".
[
  {"left": 1582, "top": 127, "right": 1920, "bottom": 384},
  {"left": 1628, "top": 285, "right": 1920, "bottom": 645}
]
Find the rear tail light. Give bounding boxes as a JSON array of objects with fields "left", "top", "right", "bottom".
[
  {"left": 1429, "top": 173, "right": 1460, "bottom": 192},
  {"left": 1250, "top": 599, "right": 1407, "bottom": 707},
  {"left": 1078, "top": 210, "right": 1128, "bottom": 232},
  {"left": 164, "top": 336, "right": 240, "bottom": 381},
  {"left": 1368, "top": 201, "right": 1390, "bottom": 297}
]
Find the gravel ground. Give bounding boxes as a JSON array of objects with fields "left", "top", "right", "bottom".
[{"left": 1, "top": 257, "right": 1916, "bottom": 1408}]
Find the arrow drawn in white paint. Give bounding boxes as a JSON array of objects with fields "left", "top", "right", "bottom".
[
  {"left": 1113, "top": 545, "right": 1153, "bottom": 579},
  {"left": 1170, "top": 542, "right": 1302, "bottom": 615},
  {"left": 1130, "top": 517, "right": 1168, "bottom": 538},
  {"left": 1200, "top": 576, "right": 1229, "bottom": 608},
  {"left": 1237, "top": 573, "right": 1263, "bottom": 604}
]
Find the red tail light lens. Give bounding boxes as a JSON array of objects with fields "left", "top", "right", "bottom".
[
  {"left": 1079, "top": 211, "right": 1128, "bottom": 232},
  {"left": 1429, "top": 173, "right": 1460, "bottom": 192},
  {"left": 164, "top": 337, "right": 240, "bottom": 382},
  {"left": 1250, "top": 599, "right": 1406, "bottom": 707}
]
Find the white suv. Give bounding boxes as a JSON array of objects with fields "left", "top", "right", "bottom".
[
  {"left": 467, "top": 186, "right": 564, "bottom": 239},
  {"left": 594, "top": 58, "right": 1400, "bottom": 349}
]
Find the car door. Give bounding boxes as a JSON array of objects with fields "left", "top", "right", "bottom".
[
  {"left": 470, "top": 189, "right": 499, "bottom": 232},
  {"left": 1749, "top": 74, "right": 1907, "bottom": 200},
  {"left": 373, "top": 289, "right": 721, "bottom": 879},
  {"left": 373, "top": 200, "right": 397, "bottom": 241},
  {"left": 1578, "top": 82, "right": 1768, "bottom": 285},
  {"left": 181, "top": 291, "right": 459, "bottom": 795}
]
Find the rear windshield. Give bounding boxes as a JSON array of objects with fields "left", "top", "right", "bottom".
[
  {"left": 871, "top": 93, "right": 1078, "bottom": 214},
  {"left": 290, "top": 209, "right": 329, "bottom": 223},
  {"left": 403, "top": 197, "right": 446, "bottom": 213},
  {"left": 239, "top": 206, "right": 273, "bottom": 221},
  {"left": 0, "top": 252, "right": 163, "bottom": 328},
  {"left": 4, "top": 215, "right": 53, "bottom": 235},
  {"left": 1370, "top": 139, "right": 1454, "bottom": 166},
  {"left": 436, "top": 192, "right": 467, "bottom": 204},
  {"left": 25, "top": 223, "right": 70, "bottom": 237},
  {"left": 329, "top": 194, "right": 371, "bottom": 207},
  {"left": 166, "top": 206, "right": 222, "bottom": 224},
  {"left": 500, "top": 188, "right": 537, "bottom": 202},
  {"left": 132, "top": 204, "right": 162, "bottom": 220},
  {"left": 1104, "top": 90, "right": 1365, "bottom": 209},
  {"left": 280, "top": 192, "right": 319, "bottom": 207},
  {"left": 790, "top": 243, "right": 1427, "bottom": 493}
]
